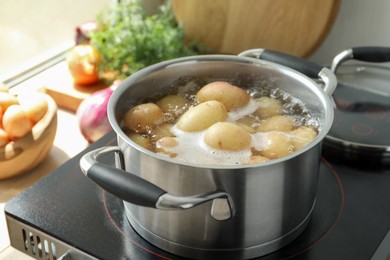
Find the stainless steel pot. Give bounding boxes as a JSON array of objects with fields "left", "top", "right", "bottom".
[{"left": 80, "top": 49, "right": 337, "bottom": 259}]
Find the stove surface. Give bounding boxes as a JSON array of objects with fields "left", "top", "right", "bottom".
[{"left": 4, "top": 131, "right": 390, "bottom": 260}]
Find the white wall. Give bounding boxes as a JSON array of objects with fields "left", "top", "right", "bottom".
[
  {"left": 0, "top": 0, "right": 113, "bottom": 78},
  {"left": 309, "top": 0, "right": 390, "bottom": 65}
]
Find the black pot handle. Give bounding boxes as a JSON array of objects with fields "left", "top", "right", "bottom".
[
  {"left": 238, "top": 49, "right": 337, "bottom": 95},
  {"left": 80, "top": 146, "right": 164, "bottom": 207},
  {"left": 80, "top": 146, "right": 234, "bottom": 219},
  {"left": 260, "top": 49, "right": 324, "bottom": 79},
  {"left": 331, "top": 46, "right": 390, "bottom": 72},
  {"left": 89, "top": 162, "right": 165, "bottom": 208}
]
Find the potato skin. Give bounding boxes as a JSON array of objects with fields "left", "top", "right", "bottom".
[
  {"left": 291, "top": 126, "right": 317, "bottom": 151},
  {"left": 2, "top": 105, "right": 32, "bottom": 140},
  {"left": 156, "top": 95, "right": 190, "bottom": 117},
  {"left": 196, "top": 81, "right": 250, "bottom": 111},
  {"left": 150, "top": 123, "right": 174, "bottom": 142},
  {"left": 260, "top": 131, "right": 294, "bottom": 159},
  {"left": 18, "top": 92, "right": 48, "bottom": 124},
  {"left": 176, "top": 101, "right": 227, "bottom": 132},
  {"left": 0, "top": 92, "right": 19, "bottom": 112},
  {"left": 123, "top": 103, "right": 164, "bottom": 133},
  {"left": 204, "top": 122, "right": 251, "bottom": 151},
  {"left": 257, "top": 115, "right": 295, "bottom": 132},
  {"left": 245, "top": 155, "right": 269, "bottom": 164},
  {"left": 155, "top": 137, "right": 178, "bottom": 157},
  {"left": 129, "top": 133, "right": 153, "bottom": 150},
  {"left": 235, "top": 116, "right": 259, "bottom": 133},
  {"left": 254, "top": 97, "right": 283, "bottom": 119}
]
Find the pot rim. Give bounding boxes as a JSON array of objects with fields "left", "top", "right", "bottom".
[{"left": 108, "top": 54, "right": 334, "bottom": 169}]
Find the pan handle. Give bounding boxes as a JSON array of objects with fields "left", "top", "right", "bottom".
[
  {"left": 239, "top": 49, "right": 337, "bottom": 95},
  {"left": 80, "top": 146, "right": 234, "bottom": 219},
  {"left": 331, "top": 46, "right": 390, "bottom": 72}
]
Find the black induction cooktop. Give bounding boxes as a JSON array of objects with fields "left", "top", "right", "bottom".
[{"left": 4, "top": 131, "right": 390, "bottom": 260}]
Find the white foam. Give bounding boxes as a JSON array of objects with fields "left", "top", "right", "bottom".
[
  {"left": 158, "top": 98, "right": 302, "bottom": 165},
  {"left": 226, "top": 99, "right": 260, "bottom": 122},
  {"left": 162, "top": 123, "right": 269, "bottom": 165}
]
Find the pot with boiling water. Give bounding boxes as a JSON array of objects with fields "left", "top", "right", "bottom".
[{"left": 80, "top": 49, "right": 337, "bottom": 259}]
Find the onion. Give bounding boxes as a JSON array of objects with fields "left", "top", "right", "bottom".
[{"left": 76, "top": 80, "right": 120, "bottom": 143}]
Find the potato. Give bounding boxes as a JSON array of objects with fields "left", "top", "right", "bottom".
[
  {"left": 155, "top": 137, "right": 178, "bottom": 157},
  {"left": 0, "top": 128, "right": 8, "bottom": 147},
  {"left": 176, "top": 101, "right": 227, "bottom": 132},
  {"left": 254, "top": 97, "right": 283, "bottom": 119},
  {"left": 2, "top": 105, "right": 32, "bottom": 140},
  {"left": 196, "top": 81, "right": 250, "bottom": 111},
  {"left": 291, "top": 126, "right": 317, "bottom": 151},
  {"left": 129, "top": 133, "right": 153, "bottom": 150},
  {"left": 204, "top": 122, "right": 251, "bottom": 151},
  {"left": 18, "top": 92, "right": 48, "bottom": 124},
  {"left": 260, "top": 131, "right": 294, "bottom": 159},
  {"left": 123, "top": 103, "right": 164, "bottom": 133},
  {"left": 0, "top": 92, "right": 18, "bottom": 112},
  {"left": 235, "top": 116, "right": 259, "bottom": 133},
  {"left": 150, "top": 123, "right": 174, "bottom": 142},
  {"left": 156, "top": 95, "right": 190, "bottom": 117},
  {"left": 257, "top": 115, "right": 295, "bottom": 132},
  {"left": 245, "top": 155, "right": 270, "bottom": 164}
]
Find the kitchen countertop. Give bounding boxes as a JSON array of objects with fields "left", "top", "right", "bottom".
[{"left": 0, "top": 65, "right": 90, "bottom": 259}]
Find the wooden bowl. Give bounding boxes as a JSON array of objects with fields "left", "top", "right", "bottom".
[{"left": 0, "top": 93, "right": 57, "bottom": 180}]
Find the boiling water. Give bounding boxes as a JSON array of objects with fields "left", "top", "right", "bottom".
[
  {"left": 125, "top": 80, "right": 320, "bottom": 166},
  {"left": 164, "top": 99, "right": 269, "bottom": 165},
  {"left": 159, "top": 97, "right": 314, "bottom": 165}
]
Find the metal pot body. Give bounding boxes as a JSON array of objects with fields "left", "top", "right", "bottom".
[
  {"left": 121, "top": 138, "right": 321, "bottom": 259},
  {"left": 81, "top": 52, "right": 335, "bottom": 259}
]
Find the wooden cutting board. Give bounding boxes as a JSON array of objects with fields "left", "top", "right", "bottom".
[
  {"left": 172, "top": 0, "right": 340, "bottom": 57},
  {"left": 10, "top": 61, "right": 110, "bottom": 112}
]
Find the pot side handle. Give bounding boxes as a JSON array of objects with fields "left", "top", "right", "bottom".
[
  {"left": 80, "top": 146, "right": 234, "bottom": 219},
  {"left": 331, "top": 46, "right": 390, "bottom": 72},
  {"left": 80, "top": 146, "right": 165, "bottom": 208},
  {"left": 239, "top": 49, "right": 337, "bottom": 95}
]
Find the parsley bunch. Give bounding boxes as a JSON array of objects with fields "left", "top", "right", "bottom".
[{"left": 90, "top": 0, "right": 198, "bottom": 79}]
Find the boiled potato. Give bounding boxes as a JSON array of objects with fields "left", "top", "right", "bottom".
[
  {"left": 257, "top": 115, "right": 295, "bottom": 132},
  {"left": 156, "top": 95, "right": 190, "bottom": 118},
  {"left": 150, "top": 123, "right": 174, "bottom": 142},
  {"left": 254, "top": 97, "right": 283, "bottom": 119},
  {"left": 245, "top": 155, "right": 270, "bottom": 164},
  {"left": 291, "top": 126, "right": 317, "bottom": 151},
  {"left": 123, "top": 103, "right": 164, "bottom": 133},
  {"left": 0, "top": 92, "right": 18, "bottom": 112},
  {"left": 204, "top": 122, "right": 251, "bottom": 151},
  {"left": 260, "top": 131, "right": 294, "bottom": 159},
  {"left": 129, "top": 133, "right": 153, "bottom": 150},
  {"left": 0, "top": 128, "right": 8, "bottom": 147},
  {"left": 2, "top": 105, "right": 32, "bottom": 140},
  {"left": 235, "top": 116, "right": 259, "bottom": 134},
  {"left": 18, "top": 92, "right": 48, "bottom": 124},
  {"left": 155, "top": 137, "right": 178, "bottom": 157},
  {"left": 176, "top": 101, "right": 227, "bottom": 132},
  {"left": 196, "top": 81, "right": 250, "bottom": 111}
]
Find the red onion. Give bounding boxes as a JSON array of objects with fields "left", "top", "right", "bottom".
[{"left": 76, "top": 80, "right": 120, "bottom": 143}]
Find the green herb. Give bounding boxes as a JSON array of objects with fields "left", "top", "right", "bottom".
[{"left": 89, "top": 0, "right": 199, "bottom": 79}]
